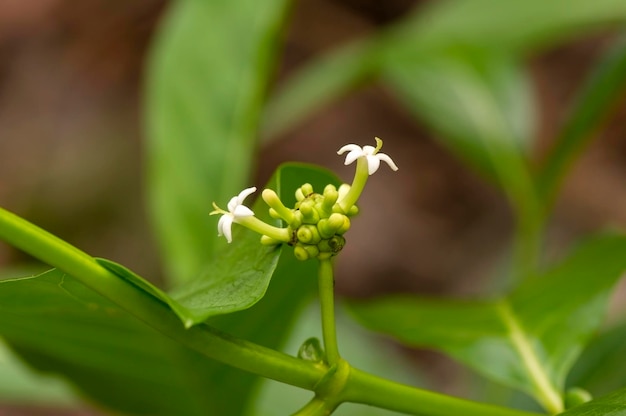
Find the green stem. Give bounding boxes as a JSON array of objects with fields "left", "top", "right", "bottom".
[
  {"left": 343, "top": 368, "right": 544, "bottom": 416},
  {"left": 238, "top": 215, "right": 291, "bottom": 242},
  {"left": 318, "top": 259, "right": 340, "bottom": 365},
  {"left": 292, "top": 397, "right": 333, "bottom": 416},
  {"left": 0, "top": 207, "right": 322, "bottom": 389},
  {"left": 0, "top": 206, "right": 548, "bottom": 416},
  {"left": 338, "top": 157, "right": 369, "bottom": 212}
]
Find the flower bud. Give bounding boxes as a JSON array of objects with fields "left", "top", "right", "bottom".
[
  {"left": 260, "top": 235, "right": 282, "bottom": 245},
  {"left": 322, "top": 184, "right": 338, "bottom": 211},
  {"left": 317, "top": 235, "right": 346, "bottom": 254},
  {"left": 298, "top": 337, "right": 324, "bottom": 363},
  {"left": 262, "top": 189, "right": 294, "bottom": 223},
  {"left": 268, "top": 208, "right": 281, "bottom": 219},
  {"left": 297, "top": 225, "right": 321, "bottom": 244},
  {"left": 300, "top": 183, "right": 314, "bottom": 196},
  {"left": 303, "top": 244, "right": 319, "bottom": 259},
  {"left": 295, "top": 187, "right": 305, "bottom": 202},
  {"left": 293, "top": 245, "right": 309, "bottom": 261},
  {"left": 291, "top": 210, "right": 303, "bottom": 228},
  {"left": 317, "top": 219, "right": 333, "bottom": 239},
  {"left": 300, "top": 200, "right": 320, "bottom": 224},
  {"left": 336, "top": 215, "right": 350, "bottom": 235}
]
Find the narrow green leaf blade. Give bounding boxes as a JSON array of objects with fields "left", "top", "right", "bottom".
[
  {"left": 348, "top": 234, "right": 626, "bottom": 410},
  {"left": 385, "top": 50, "right": 535, "bottom": 188},
  {"left": 537, "top": 35, "right": 626, "bottom": 203},
  {"left": 568, "top": 322, "right": 626, "bottom": 396},
  {"left": 145, "top": 0, "right": 289, "bottom": 286}
]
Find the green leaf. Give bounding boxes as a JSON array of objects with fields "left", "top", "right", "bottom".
[
  {"left": 264, "top": 0, "right": 626, "bottom": 139},
  {"left": 145, "top": 0, "right": 289, "bottom": 286},
  {"left": 384, "top": 49, "right": 535, "bottom": 189},
  {"left": 98, "top": 163, "right": 340, "bottom": 328},
  {"left": 557, "top": 386, "right": 626, "bottom": 415},
  {"left": 348, "top": 234, "right": 626, "bottom": 412},
  {"left": 0, "top": 339, "right": 79, "bottom": 406},
  {"left": 0, "top": 269, "right": 245, "bottom": 415},
  {"left": 567, "top": 322, "right": 626, "bottom": 396},
  {"left": 537, "top": 35, "right": 626, "bottom": 204}
]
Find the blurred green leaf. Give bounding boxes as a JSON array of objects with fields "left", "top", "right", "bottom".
[
  {"left": 567, "top": 322, "right": 626, "bottom": 396},
  {"left": 385, "top": 49, "right": 535, "bottom": 189},
  {"left": 0, "top": 339, "right": 79, "bottom": 406},
  {"left": 145, "top": 0, "right": 289, "bottom": 286},
  {"left": 557, "top": 386, "right": 626, "bottom": 415},
  {"left": 264, "top": 0, "right": 626, "bottom": 138},
  {"left": 537, "top": 35, "right": 626, "bottom": 204},
  {"left": 348, "top": 234, "right": 626, "bottom": 411},
  {"left": 262, "top": 40, "right": 381, "bottom": 138},
  {"left": 99, "top": 164, "right": 339, "bottom": 327}
]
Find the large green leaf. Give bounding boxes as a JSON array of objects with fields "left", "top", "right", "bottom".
[
  {"left": 557, "top": 387, "right": 626, "bottom": 415},
  {"left": 0, "top": 269, "right": 241, "bottom": 415},
  {"left": 145, "top": 0, "right": 289, "bottom": 286},
  {"left": 537, "top": 35, "right": 626, "bottom": 204},
  {"left": 348, "top": 234, "right": 626, "bottom": 412}
]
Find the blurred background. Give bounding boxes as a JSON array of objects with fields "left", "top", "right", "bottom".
[{"left": 1, "top": 0, "right": 626, "bottom": 414}]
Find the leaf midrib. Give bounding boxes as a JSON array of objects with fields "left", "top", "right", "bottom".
[{"left": 496, "top": 301, "right": 563, "bottom": 414}]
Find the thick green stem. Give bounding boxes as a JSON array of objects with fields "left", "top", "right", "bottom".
[
  {"left": 0, "top": 207, "right": 322, "bottom": 389},
  {"left": 318, "top": 259, "right": 340, "bottom": 365},
  {"left": 343, "top": 368, "right": 544, "bottom": 416}
]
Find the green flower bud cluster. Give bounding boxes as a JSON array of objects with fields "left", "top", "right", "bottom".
[{"left": 262, "top": 183, "right": 358, "bottom": 261}]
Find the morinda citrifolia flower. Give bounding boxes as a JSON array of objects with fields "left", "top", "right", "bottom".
[
  {"left": 337, "top": 137, "right": 398, "bottom": 175},
  {"left": 210, "top": 187, "right": 256, "bottom": 243},
  {"left": 210, "top": 138, "right": 398, "bottom": 261}
]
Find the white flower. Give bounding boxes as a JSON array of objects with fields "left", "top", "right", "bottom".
[
  {"left": 212, "top": 187, "right": 256, "bottom": 243},
  {"left": 337, "top": 137, "right": 398, "bottom": 175}
]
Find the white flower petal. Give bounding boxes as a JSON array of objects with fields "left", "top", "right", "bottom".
[
  {"left": 337, "top": 144, "right": 362, "bottom": 155},
  {"left": 233, "top": 205, "right": 254, "bottom": 218},
  {"left": 376, "top": 153, "right": 398, "bottom": 171},
  {"left": 218, "top": 214, "right": 234, "bottom": 243},
  {"left": 362, "top": 145, "right": 376, "bottom": 155},
  {"left": 236, "top": 186, "right": 257, "bottom": 204},
  {"left": 343, "top": 149, "right": 363, "bottom": 166},
  {"left": 366, "top": 155, "right": 381, "bottom": 175},
  {"left": 226, "top": 195, "right": 240, "bottom": 213}
]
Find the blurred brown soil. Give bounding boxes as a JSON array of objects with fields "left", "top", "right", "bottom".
[{"left": 0, "top": 0, "right": 625, "bottom": 413}]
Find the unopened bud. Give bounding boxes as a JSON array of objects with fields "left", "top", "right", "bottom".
[
  {"left": 298, "top": 337, "right": 324, "bottom": 363},
  {"left": 300, "top": 183, "right": 314, "bottom": 196},
  {"left": 262, "top": 189, "right": 294, "bottom": 223},
  {"left": 297, "top": 225, "right": 321, "bottom": 244},
  {"left": 322, "top": 185, "right": 338, "bottom": 211},
  {"left": 300, "top": 200, "right": 320, "bottom": 224},
  {"left": 293, "top": 245, "right": 309, "bottom": 261},
  {"left": 260, "top": 235, "right": 282, "bottom": 245},
  {"left": 337, "top": 216, "right": 350, "bottom": 234}
]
